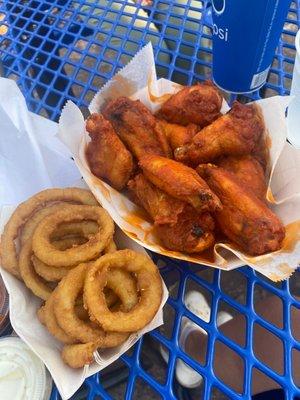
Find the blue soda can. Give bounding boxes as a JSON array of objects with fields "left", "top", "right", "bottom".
[{"left": 211, "top": 0, "right": 291, "bottom": 93}]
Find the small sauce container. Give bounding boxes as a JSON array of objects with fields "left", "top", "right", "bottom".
[{"left": 0, "top": 336, "right": 52, "bottom": 400}]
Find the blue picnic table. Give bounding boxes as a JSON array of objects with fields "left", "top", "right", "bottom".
[{"left": 0, "top": 1, "right": 299, "bottom": 399}]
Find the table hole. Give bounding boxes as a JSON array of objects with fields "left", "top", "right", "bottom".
[
  {"left": 180, "top": 316, "right": 208, "bottom": 365},
  {"left": 210, "top": 387, "right": 231, "bottom": 399},
  {"left": 292, "top": 348, "right": 300, "bottom": 388},
  {"left": 291, "top": 306, "right": 300, "bottom": 342},
  {"left": 133, "top": 377, "right": 162, "bottom": 400},
  {"left": 289, "top": 269, "right": 300, "bottom": 301},
  {"left": 140, "top": 337, "right": 169, "bottom": 385},
  {"left": 268, "top": 72, "right": 279, "bottom": 86},
  {"left": 218, "top": 300, "right": 246, "bottom": 348},
  {"left": 213, "top": 340, "right": 245, "bottom": 394},
  {"left": 76, "top": 69, "right": 90, "bottom": 85},
  {"left": 251, "top": 367, "right": 281, "bottom": 396},
  {"left": 98, "top": 357, "right": 129, "bottom": 398},
  {"left": 69, "top": 83, "right": 84, "bottom": 98},
  {"left": 83, "top": 89, "right": 96, "bottom": 105},
  {"left": 253, "top": 322, "right": 284, "bottom": 375},
  {"left": 91, "top": 75, "right": 106, "bottom": 91},
  {"left": 159, "top": 303, "right": 176, "bottom": 340},
  {"left": 254, "top": 291, "right": 283, "bottom": 330},
  {"left": 171, "top": 70, "right": 189, "bottom": 85}
]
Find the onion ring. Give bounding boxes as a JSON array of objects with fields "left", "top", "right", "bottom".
[
  {"left": 62, "top": 340, "right": 102, "bottom": 368},
  {"left": 38, "top": 290, "right": 77, "bottom": 344},
  {"left": 32, "top": 236, "right": 87, "bottom": 282},
  {"left": 54, "top": 262, "right": 135, "bottom": 344},
  {"left": 32, "top": 205, "right": 114, "bottom": 267},
  {"left": 1, "top": 188, "right": 97, "bottom": 278},
  {"left": 84, "top": 250, "right": 162, "bottom": 332},
  {"left": 33, "top": 239, "right": 117, "bottom": 282},
  {"left": 19, "top": 240, "right": 54, "bottom": 300}
]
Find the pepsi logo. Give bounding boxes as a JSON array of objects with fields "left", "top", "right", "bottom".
[{"left": 212, "top": 0, "right": 225, "bottom": 14}]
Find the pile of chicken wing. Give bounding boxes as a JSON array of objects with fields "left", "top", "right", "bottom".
[{"left": 86, "top": 81, "right": 285, "bottom": 256}]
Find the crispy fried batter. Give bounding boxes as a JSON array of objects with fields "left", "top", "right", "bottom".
[
  {"left": 102, "top": 97, "right": 172, "bottom": 159},
  {"left": 158, "top": 81, "right": 222, "bottom": 127},
  {"left": 156, "top": 205, "right": 215, "bottom": 253},
  {"left": 218, "top": 155, "right": 267, "bottom": 201},
  {"left": 127, "top": 173, "right": 185, "bottom": 225},
  {"left": 175, "top": 102, "right": 265, "bottom": 166},
  {"left": 158, "top": 119, "right": 199, "bottom": 150},
  {"left": 86, "top": 113, "right": 134, "bottom": 191},
  {"left": 197, "top": 164, "right": 285, "bottom": 256},
  {"left": 139, "top": 155, "right": 222, "bottom": 213}
]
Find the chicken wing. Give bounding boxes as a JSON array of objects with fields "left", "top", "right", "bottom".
[
  {"left": 139, "top": 155, "right": 222, "bottom": 213},
  {"left": 158, "top": 81, "right": 222, "bottom": 127},
  {"left": 127, "top": 173, "right": 185, "bottom": 225},
  {"left": 86, "top": 113, "right": 134, "bottom": 191},
  {"left": 102, "top": 96, "right": 172, "bottom": 159},
  {"left": 175, "top": 102, "right": 265, "bottom": 166},
  {"left": 156, "top": 205, "right": 215, "bottom": 254},
  {"left": 128, "top": 174, "right": 215, "bottom": 253},
  {"left": 197, "top": 164, "right": 285, "bottom": 256},
  {"left": 218, "top": 155, "right": 267, "bottom": 201},
  {"left": 158, "top": 119, "right": 199, "bottom": 151}
]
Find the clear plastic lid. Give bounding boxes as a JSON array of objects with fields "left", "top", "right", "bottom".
[
  {"left": 0, "top": 275, "right": 10, "bottom": 336},
  {"left": 0, "top": 336, "right": 52, "bottom": 400}
]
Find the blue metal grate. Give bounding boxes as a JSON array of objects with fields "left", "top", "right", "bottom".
[{"left": 0, "top": 0, "right": 299, "bottom": 399}]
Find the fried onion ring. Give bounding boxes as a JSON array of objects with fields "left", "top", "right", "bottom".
[
  {"left": 84, "top": 250, "right": 162, "bottom": 332},
  {"left": 62, "top": 340, "right": 102, "bottom": 368},
  {"left": 32, "top": 205, "right": 114, "bottom": 267},
  {"left": 33, "top": 238, "right": 117, "bottom": 282},
  {"left": 54, "top": 263, "right": 130, "bottom": 344},
  {"left": 38, "top": 290, "right": 77, "bottom": 344},
  {"left": 19, "top": 240, "right": 54, "bottom": 300},
  {"left": 1, "top": 188, "right": 97, "bottom": 278}
]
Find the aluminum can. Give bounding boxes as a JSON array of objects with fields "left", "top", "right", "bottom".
[{"left": 212, "top": 0, "right": 291, "bottom": 93}]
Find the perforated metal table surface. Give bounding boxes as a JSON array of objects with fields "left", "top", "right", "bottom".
[{"left": 0, "top": 1, "right": 300, "bottom": 399}]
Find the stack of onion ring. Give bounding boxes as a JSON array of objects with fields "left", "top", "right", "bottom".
[{"left": 1, "top": 188, "right": 163, "bottom": 368}]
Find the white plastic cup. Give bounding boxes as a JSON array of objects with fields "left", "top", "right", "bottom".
[{"left": 287, "top": 29, "right": 300, "bottom": 148}]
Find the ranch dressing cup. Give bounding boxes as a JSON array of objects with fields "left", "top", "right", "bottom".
[
  {"left": 211, "top": 0, "right": 291, "bottom": 93},
  {"left": 0, "top": 336, "right": 52, "bottom": 400}
]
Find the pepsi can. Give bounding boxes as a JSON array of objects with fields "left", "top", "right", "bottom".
[{"left": 211, "top": 0, "right": 291, "bottom": 93}]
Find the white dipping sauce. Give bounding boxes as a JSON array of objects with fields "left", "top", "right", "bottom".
[{"left": 0, "top": 337, "right": 52, "bottom": 400}]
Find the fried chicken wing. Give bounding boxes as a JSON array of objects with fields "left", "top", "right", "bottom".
[
  {"left": 139, "top": 155, "right": 222, "bottom": 213},
  {"left": 175, "top": 102, "right": 265, "bottom": 166},
  {"left": 218, "top": 155, "right": 267, "bottom": 201},
  {"left": 156, "top": 205, "right": 215, "bottom": 253},
  {"left": 102, "top": 96, "right": 172, "bottom": 159},
  {"left": 127, "top": 173, "right": 185, "bottom": 225},
  {"left": 86, "top": 113, "right": 134, "bottom": 191},
  {"left": 158, "top": 119, "right": 198, "bottom": 150},
  {"left": 158, "top": 81, "right": 222, "bottom": 127},
  {"left": 128, "top": 174, "right": 215, "bottom": 253},
  {"left": 197, "top": 164, "right": 285, "bottom": 256}
]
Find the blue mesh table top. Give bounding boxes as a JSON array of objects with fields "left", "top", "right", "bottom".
[{"left": 0, "top": 1, "right": 299, "bottom": 399}]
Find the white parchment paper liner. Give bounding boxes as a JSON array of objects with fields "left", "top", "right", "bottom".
[
  {"left": 0, "top": 76, "right": 168, "bottom": 400},
  {"left": 58, "top": 43, "right": 300, "bottom": 282}
]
